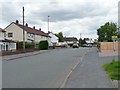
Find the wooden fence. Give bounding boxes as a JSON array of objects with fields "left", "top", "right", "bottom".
[{"left": 99, "top": 42, "right": 120, "bottom": 51}]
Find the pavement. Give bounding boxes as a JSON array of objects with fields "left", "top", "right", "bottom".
[
  {"left": 63, "top": 47, "right": 118, "bottom": 88},
  {"left": 99, "top": 50, "right": 120, "bottom": 89},
  {"left": 99, "top": 50, "right": 120, "bottom": 57},
  {"left": 1, "top": 48, "right": 71, "bottom": 61},
  {"left": 1, "top": 50, "right": 52, "bottom": 61}
]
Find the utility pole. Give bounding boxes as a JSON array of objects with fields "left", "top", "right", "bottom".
[
  {"left": 23, "top": 7, "right": 25, "bottom": 52},
  {"left": 48, "top": 16, "right": 50, "bottom": 33},
  {"left": 80, "top": 33, "right": 82, "bottom": 47}
]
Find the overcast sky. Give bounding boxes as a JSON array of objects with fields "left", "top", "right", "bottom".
[{"left": 0, "top": 0, "right": 119, "bottom": 39}]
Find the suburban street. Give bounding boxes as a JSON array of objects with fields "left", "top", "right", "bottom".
[
  {"left": 1, "top": 0, "right": 119, "bottom": 89},
  {"left": 2, "top": 48, "right": 89, "bottom": 88},
  {"left": 2, "top": 47, "right": 116, "bottom": 88}
]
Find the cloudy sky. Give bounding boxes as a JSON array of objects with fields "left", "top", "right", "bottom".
[{"left": 0, "top": 0, "right": 119, "bottom": 39}]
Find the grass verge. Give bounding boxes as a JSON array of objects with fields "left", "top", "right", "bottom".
[{"left": 103, "top": 60, "right": 120, "bottom": 80}]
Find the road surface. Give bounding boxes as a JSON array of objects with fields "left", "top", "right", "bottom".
[
  {"left": 2, "top": 47, "right": 115, "bottom": 88},
  {"left": 63, "top": 48, "right": 115, "bottom": 88},
  {"left": 2, "top": 48, "right": 88, "bottom": 88}
]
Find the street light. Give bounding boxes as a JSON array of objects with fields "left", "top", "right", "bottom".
[{"left": 48, "top": 16, "right": 50, "bottom": 33}]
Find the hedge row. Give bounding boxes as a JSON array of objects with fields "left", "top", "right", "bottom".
[
  {"left": 16, "top": 40, "right": 49, "bottom": 50},
  {"left": 39, "top": 40, "right": 48, "bottom": 50},
  {"left": 16, "top": 42, "right": 34, "bottom": 49}
]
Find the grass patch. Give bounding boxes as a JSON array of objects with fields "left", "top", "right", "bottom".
[{"left": 103, "top": 60, "right": 120, "bottom": 80}]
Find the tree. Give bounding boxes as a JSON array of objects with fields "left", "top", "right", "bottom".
[
  {"left": 55, "top": 32, "right": 64, "bottom": 42},
  {"left": 97, "top": 22, "right": 117, "bottom": 42},
  {"left": 79, "top": 38, "right": 86, "bottom": 46}
]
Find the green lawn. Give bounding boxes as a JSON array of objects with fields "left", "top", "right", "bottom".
[{"left": 103, "top": 60, "right": 120, "bottom": 80}]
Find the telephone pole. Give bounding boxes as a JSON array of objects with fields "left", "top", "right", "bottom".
[
  {"left": 80, "top": 33, "right": 82, "bottom": 47},
  {"left": 23, "top": 7, "right": 25, "bottom": 52}
]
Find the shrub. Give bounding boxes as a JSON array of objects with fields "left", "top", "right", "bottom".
[
  {"left": 17, "top": 41, "right": 35, "bottom": 49},
  {"left": 39, "top": 40, "right": 48, "bottom": 50},
  {"left": 25, "top": 42, "right": 34, "bottom": 48}
]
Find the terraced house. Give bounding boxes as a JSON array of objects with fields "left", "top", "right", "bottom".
[{"left": 4, "top": 20, "right": 51, "bottom": 47}]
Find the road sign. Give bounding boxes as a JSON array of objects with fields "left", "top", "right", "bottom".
[
  {"left": 112, "top": 36, "right": 118, "bottom": 39},
  {"left": 112, "top": 36, "right": 118, "bottom": 41}
]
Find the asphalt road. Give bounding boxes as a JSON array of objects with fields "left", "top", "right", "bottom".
[
  {"left": 63, "top": 48, "right": 115, "bottom": 88},
  {"left": 2, "top": 48, "right": 89, "bottom": 88}
]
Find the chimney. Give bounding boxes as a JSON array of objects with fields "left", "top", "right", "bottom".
[
  {"left": 33, "top": 26, "right": 35, "bottom": 29},
  {"left": 26, "top": 23, "right": 28, "bottom": 27},
  {"left": 16, "top": 20, "right": 19, "bottom": 24},
  {"left": 39, "top": 28, "right": 41, "bottom": 31}
]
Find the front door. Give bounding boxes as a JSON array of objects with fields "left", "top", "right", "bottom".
[{"left": 6, "top": 45, "right": 8, "bottom": 51}]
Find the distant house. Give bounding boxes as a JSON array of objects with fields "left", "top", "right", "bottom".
[
  {"left": 0, "top": 28, "right": 16, "bottom": 51},
  {"left": 64, "top": 37, "right": 79, "bottom": 46},
  {"left": 48, "top": 31, "right": 58, "bottom": 46},
  {"left": 84, "top": 38, "right": 94, "bottom": 44},
  {"left": 4, "top": 20, "right": 51, "bottom": 47}
]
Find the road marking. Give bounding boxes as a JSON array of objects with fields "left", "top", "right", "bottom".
[{"left": 59, "top": 50, "right": 90, "bottom": 88}]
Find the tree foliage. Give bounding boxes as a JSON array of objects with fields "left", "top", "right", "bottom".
[
  {"left": 79, "top": 38, "right": 86, "bottom": 46},
  {"left": 97, "top": 22, "right": 117, "bottom": 42},
  {"left": 55, "top": 32, "right": 64, "bottom": 42}
]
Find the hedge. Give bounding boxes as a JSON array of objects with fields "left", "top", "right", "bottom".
[
  {"left": 17, "top": 41, "right": 34, "bottom": 49},
  {"left": 39, "top": 40, "right": 48, "bottom": 50}
]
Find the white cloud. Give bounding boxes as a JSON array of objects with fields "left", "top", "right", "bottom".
[{"left": 0, "top": 0, "right": 119, "bottom": 39}]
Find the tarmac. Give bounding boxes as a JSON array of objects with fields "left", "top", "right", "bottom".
[
  {"left": 1, "top": 48, "right": 120, "bottom": 89},
  {"left": 63, "top": 48, "right": 117, "bottom": 88}
]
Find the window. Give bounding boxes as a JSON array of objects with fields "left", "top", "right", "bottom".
[
  {"left": 8, "top": 33, "right": 13, "bottom": 37},
  {"left": 27, "top": 33, "right": 30, "bottom": 37}
]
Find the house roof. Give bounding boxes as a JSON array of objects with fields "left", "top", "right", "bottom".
[
  {"left": 64, "top": 37, "right": 78, "bottom": 41},
  {"left": 48, "top": 31, "right": 59, "bottom": 40},
  {"left": 14, "top": 22, "right": 50, "bottom": 37},
  {"left": 0, "top": 28, "right": 6, "bottom": 32}
]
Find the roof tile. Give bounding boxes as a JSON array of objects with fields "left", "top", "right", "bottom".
[{"left": 14, "top": 23, "right": 50, "bottom": 37}]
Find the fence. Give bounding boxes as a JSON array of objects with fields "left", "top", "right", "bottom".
[{"left": 99, "top": 42, "right": 120, "bottom": 51}]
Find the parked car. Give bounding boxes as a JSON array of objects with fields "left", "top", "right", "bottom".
[
  {"left": 82, "top": 44, "right": 92, "bottom": 47},
  {"left": 73, "top": 43, "right": 79, "bottom": 48}
]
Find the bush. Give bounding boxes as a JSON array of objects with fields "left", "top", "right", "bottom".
[
  {"left": 17, "top": 41, "right": 34, "bottom": 49},
  {"left": 39, "top": 40, "right": 48, "bottom": 50},
  {"left": 25, "top": 42, "right": 34, "bottom": 48}
]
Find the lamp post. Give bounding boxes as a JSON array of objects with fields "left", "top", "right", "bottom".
[{"left": 48, "top": 16, "right": 50, "bottom": 33}]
